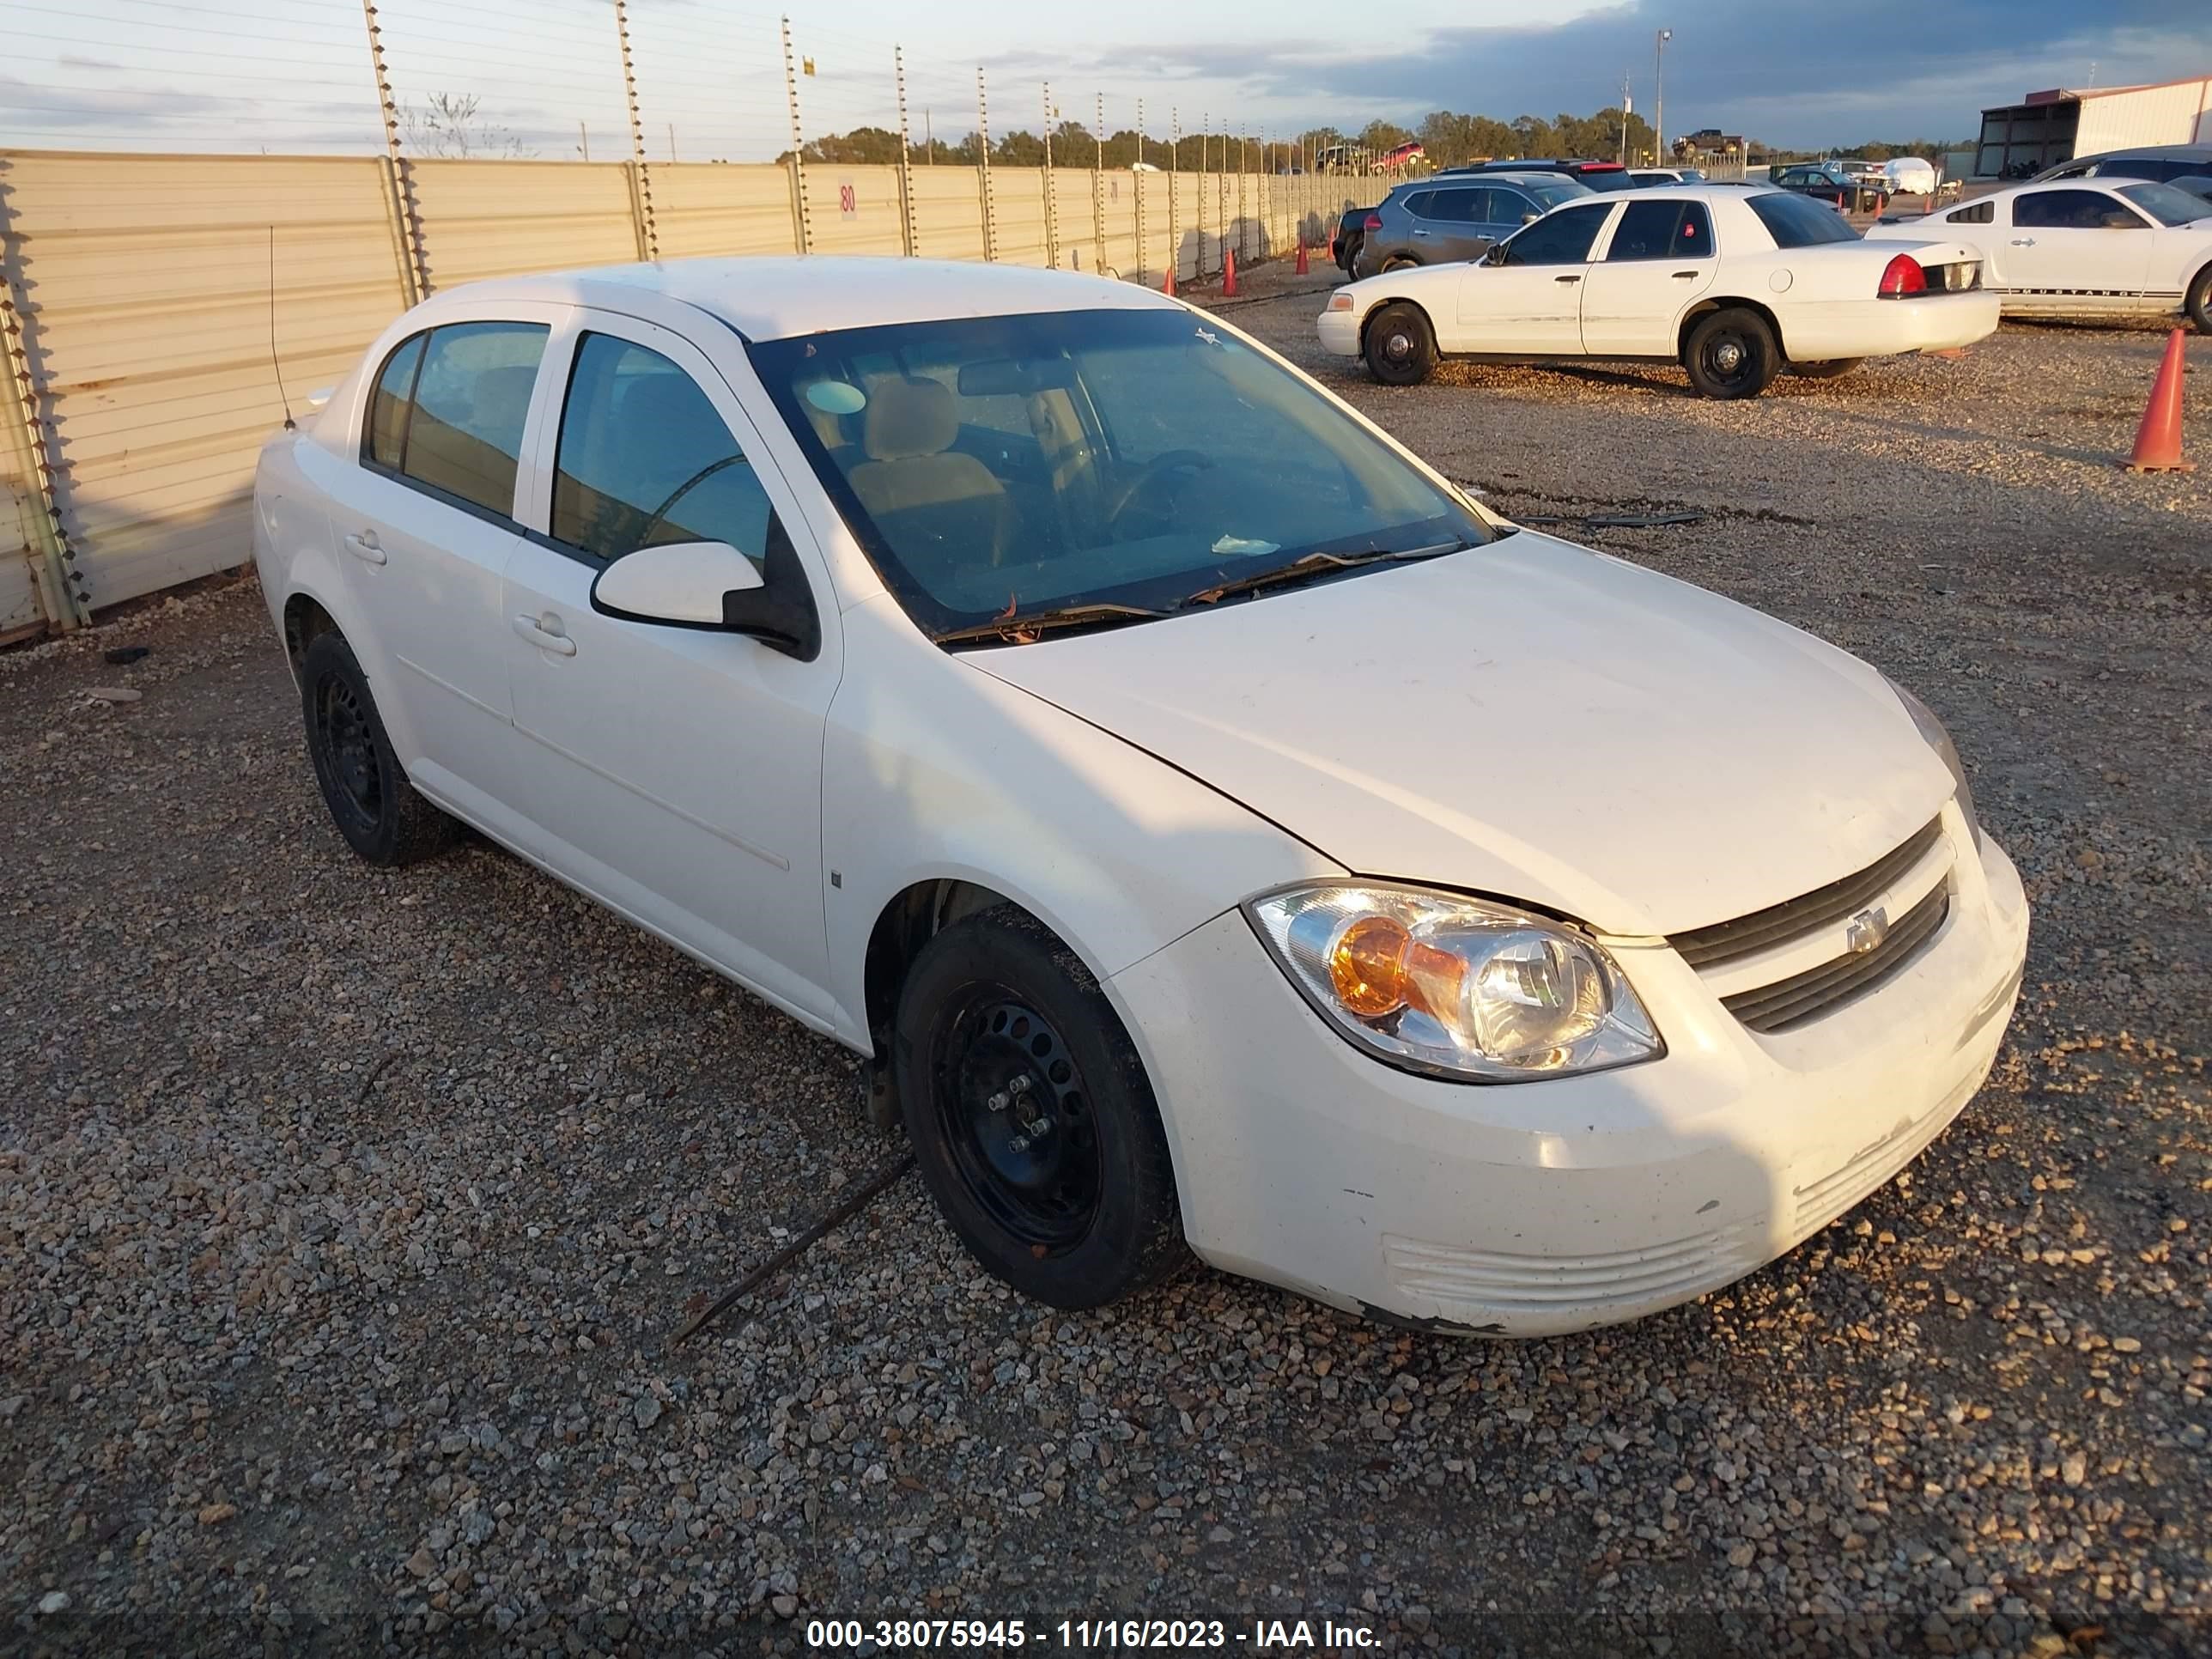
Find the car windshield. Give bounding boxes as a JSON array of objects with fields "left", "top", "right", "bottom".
[
  {"left": 2116, "top": 181, "right": 2210, "bottom": 225},
  {"left": 748, "top": 308, "right": 1489, "bottom": 639},
  {"left": 1747, "top": 190, "right": 1861, "bottom": 246}
]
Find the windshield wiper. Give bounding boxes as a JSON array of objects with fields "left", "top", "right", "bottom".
[
  {"left": 1179, "top": 538, "right": 1467, "bottom": 608},
  {"left": 932, "top": 600, "right": 1170, "bottom": 648}
]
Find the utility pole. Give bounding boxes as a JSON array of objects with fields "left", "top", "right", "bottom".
[{"left": 1654, "top": 27, "right": 1672, "bottom": 165}]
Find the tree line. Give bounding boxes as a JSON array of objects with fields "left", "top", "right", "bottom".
[{"left": 783, "top": 126, "right": 1297, "bottom": 170}]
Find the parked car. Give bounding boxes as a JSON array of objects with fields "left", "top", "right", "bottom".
[
  {"left": 1632, "top": 167, "right": 1708, "bottom": 186},
  {"left": 1446, "top": 158, "right": 1641, "bottom": 192},
  {"left": 1771, "top": 163, "right": 1890, "bottom": 214},
  {"left": 1352, "top": 172, "right": 1595, "bottom": 276},
  {"left": 254, "top": 256, "right": 2027, "bottom": 1336},
  {"left": 1868, "top": 178, "right": 2212, "bottom": 330},
  {"left": 1319, "top": 186, "right": 1997, "bottom": 395},
  {"left": 1882, "top": 155, "right": 1940, "bottom": 195},
  {"left": 1330, "top": 203, "right": 1379, "bottom": 273},
  {"left": 2033, "top": 143, "right": 2212, "bottom": 204},
  {"left": 1373, "top": 142, "right": 1425, "bottom": 173}
]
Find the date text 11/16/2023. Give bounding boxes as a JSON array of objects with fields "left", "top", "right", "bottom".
[{"left": 805, "top": 1617, "right": 1383, "bottom": 1650}]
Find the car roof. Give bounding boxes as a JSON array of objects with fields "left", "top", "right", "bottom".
[{"left": 442, "top": 256, "right": 1176, "bottom": 343}]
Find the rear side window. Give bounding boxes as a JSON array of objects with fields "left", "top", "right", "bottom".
[
  {"left": 1946, "top": 201, "right": 1994, "bottom": 223},
  {"left": 1501, "top": 201, "right": 1613, "bottom": 265},
  {"left": 1606, "top": 199, "right": 1714, "bottom": 260},
  {"left": 552, "top": 332, "right": 772, "bottom": 566},
  {"left": 1746, "top": 191, "right": 1858, "bottom": 247},
  {"left": 1421, "top": 188, "right": 1485, "bottom": 224},
  {"left": 398, "top": 322, "right": 549, "bottom": 516},
  {"left": 2013, "top": 189, "right": 2137, "bottom": 229},
  {"left": 365, "top": 334, "right": 425, "bottom": 471}
]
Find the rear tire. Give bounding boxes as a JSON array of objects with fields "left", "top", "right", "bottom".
[
  {"left": 1381, "top": 254, "right": 1419, "bottom": 272},
  {"left": 1790, "top": 358, "right": 1864, "bottom": 380},
  {"left": 299, "top": 631, "right": 459, "bottom": 866},
  {"left": 2187, "top": 263, "right": 2212, "bottom": 335},
  {"left": 1364, "top": 301, "right": 1437, "bottom": 386},
  {"left": 894, "top": 907, "right": 1186, "bottom": 1310},
  {"left": 1682, "top": 308, "right": 1780, "bottom": 399}
]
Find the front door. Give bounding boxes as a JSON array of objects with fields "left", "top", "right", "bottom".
[
  {"left": 1999, "top": 187, "right": 2154, "bottom": 310},
  {"left": 498, "top": 314, "right": 840, "bottom": 1022},
  {"left": 1455, "top": 199, "right": 1617, "bottom": 353},
  {"left": 313, "top": 312, "right": 556, "bottom": 811},
  {"left": 1578, "top": 198, "right": 1719, "bottom": 356}
]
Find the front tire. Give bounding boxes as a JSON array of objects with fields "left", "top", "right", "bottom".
[
  {"left": 893, "top": 908, "right": 1185, "bottom": 1310},
  {"left": 2187, "top": 263, "right": 2212, "bottom": 334},
  {"left": 1790, "top": 357, "right": 1864, "bottom": 380},
  {"left": 1682, "top": 308, "right": 1780, "bottom": 398},
  {"left": 299, "top": 631, "right": 459, "bottom": 866},
  {"left": 1364, "top": 301, "right": 1437, "bottom": 386}
]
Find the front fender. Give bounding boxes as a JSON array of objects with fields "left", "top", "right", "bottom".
[{"left": 820, "top": 595, "right": 1339, "bottom": 1050}]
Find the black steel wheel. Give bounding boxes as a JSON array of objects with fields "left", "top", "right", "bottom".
[
  {"left": 895, "top": 906, "right": 1185, "bottom": 1308},
  {"left": 1682, "top": 307, "right": 1779, "bottom": 399},
  {"left": 299, "top": 630, "right": 459, "bottom": 866},
  {"left": 1364, "top": 301, "right": 1437, "bottom": 386}
]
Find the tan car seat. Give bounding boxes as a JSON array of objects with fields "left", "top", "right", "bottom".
[{"left": 844, "top": 377, "right": 1017, "bottom": 573}]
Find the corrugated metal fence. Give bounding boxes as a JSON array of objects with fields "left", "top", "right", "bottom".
[{"left": 0, "top": 150, "right": 1350, "bottom": 642}]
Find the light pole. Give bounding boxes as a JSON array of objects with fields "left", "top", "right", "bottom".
[{"left": 1654, "top": 27, "right": 1672, "bottom": 165}]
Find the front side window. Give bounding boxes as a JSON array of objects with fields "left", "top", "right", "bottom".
[
  {"left": 2013, "top": 188, "right": 2139, "bottom": 229},
  {"left": 552, "top": 333, "right": 772, "bottom": 565},
  {"left": 1606, "top": 199, "right": 1713, "bottom": 260},
  {"left": 2114, "top": 181, "right": 2208, "bottom": 226},
  {"left": 1499, "top": 201, "right": 1613, "bottom": 265},
  {"left": 748, "top": 309, "right": 1490, "bottom": 638},
  {"left": 1747, "top": 191, "right": 1859, "bottom": 247},
  {"left": 399, "top": 322, "right": 549, "bottom": 515}
]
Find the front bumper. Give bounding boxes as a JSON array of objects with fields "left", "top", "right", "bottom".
[
  {"left": 1109, "top": 809, "right": 2029, "bottom": 1336},
  {"left": 1316, "top": 307, "right": 1364, "bottom": 358}
]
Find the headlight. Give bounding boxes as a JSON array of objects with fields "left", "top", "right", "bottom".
[
  {"left": 1887, "top": 678, "right": 1982, "bottom": 849},
  {"left": 1244, "top": 884, "right": 1663, "bottom": 1083}
]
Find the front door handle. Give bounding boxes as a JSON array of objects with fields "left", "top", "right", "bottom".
[
  {"left": 512, "top": 613, "right": 578, "bottom": 657},
  {"left": 1554, "top": 273, "right": 1582, "bottom": 283},
  {"left": 2009, "top": 237, "right": 2035, "bottom": 246},
  {"left": 342, "top": 529, "right": 386, "bottom": 565},
  {"left": 1672, "top": 269, "right": 1699, "bottom": 278}
]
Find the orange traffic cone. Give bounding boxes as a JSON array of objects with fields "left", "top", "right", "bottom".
[
  {"left": 1161, "top": 264, "right": 1176, "bottom": 297},
  {"left": 2124, "top": 328, "right": 2194, "bottom": 473},
  {"left": 1222, "top": 248, "right": 1238, "bottom": 297},
  {"left": 1294, "top": 238, "right": 1309, "bottom": 276}
]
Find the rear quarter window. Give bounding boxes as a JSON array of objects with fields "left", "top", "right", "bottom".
[{"left": 1745, "top": 191, "right": 1859, "bottom": 247}]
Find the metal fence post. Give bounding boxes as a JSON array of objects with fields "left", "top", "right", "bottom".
[
  {"left": 1198, "top": 116, "right": 1208, "bottom": 277},
  {"left": 894, "top": 46, "right": 918, "bottom": 257},
  {"left": 1133, "top": 97, "right": 1146, "bottom": 284},
  {"left": 360, "top": 0, "right": 428, "bottom": 299},
  {"left": 1169, "top": 108, "right": 1179, "bottom": 283},
  {"left": 614, "top": 0, "right": 657, "bottom": 259},
  {"left": 1092, "top": 92, "right": 1105, "bottom": 275},
  {"left": 976, "top": 68, "right": 995, "bottom": 261},
  {"left": 1237, "top": 124, "right": 1248, "bottom": 264},
  {"left": 0, "top": 216, "right": 84, "bottom": 631},
  {"left": 1042, "top": 82, "right": 1058, "bottom": 269},
  {"left": 781, "top": 16, "right": 811, "bottom": 253}
]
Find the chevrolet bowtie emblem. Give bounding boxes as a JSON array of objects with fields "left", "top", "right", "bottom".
[{"left": 1845, "top": 906, "right": 1890, "bottom": 955}]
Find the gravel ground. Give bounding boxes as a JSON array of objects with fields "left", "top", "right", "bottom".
[{"left": 3, "top": 295, "right": 2207, "bottom": 1659}]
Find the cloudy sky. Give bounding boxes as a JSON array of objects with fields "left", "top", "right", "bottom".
[{"left": 4, "top": 0, "right": 2207, "bottom": 157}]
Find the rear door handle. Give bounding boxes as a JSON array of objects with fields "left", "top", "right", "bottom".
[
  {"left": 1554, "top": 274, "right": 1582, "bottom": 284},
  {"left": 342, "top": 529, "right": 386, "bottom": 565},
  {"left": 512, "top": 613, "right": 578, "bottom": 657},
  {"left": 1412, "top": 228, "right": 1431, "bottom": 237}
]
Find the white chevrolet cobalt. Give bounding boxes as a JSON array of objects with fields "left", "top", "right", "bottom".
[
  {"left": 254, "top": 258, "right": 2028, "bottom": 1335},
  {"left": 1319, "top": 185, "right": 2000, "bottom": 393}
]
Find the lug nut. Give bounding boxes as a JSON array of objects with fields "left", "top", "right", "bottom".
[
  {"left": 986, "top": 1091, "right": 1009, "bottom": 1113},
  {"left": 1009, "top": 1134, "right": 1030, "bottom": 1152},
  {"left": 1009, "top": 1074, "right": 1033, "bottom": 1097}
]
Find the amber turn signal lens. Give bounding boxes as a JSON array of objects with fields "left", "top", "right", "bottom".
[{"left": 1328, "top": 915, "right": 1469, "bottom": 1024}]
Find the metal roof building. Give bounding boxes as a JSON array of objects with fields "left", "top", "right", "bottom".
[{"left": 1975, "top": 75, "right": 2212, "bottom": 179}]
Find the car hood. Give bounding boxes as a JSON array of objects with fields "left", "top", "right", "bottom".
[{"left": 964, "top": 532, "right": 1951, "bottom": 939}]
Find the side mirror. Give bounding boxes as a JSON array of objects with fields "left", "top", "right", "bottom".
[
  {"left": 1484, "top": 241, "right": 1510, "bottom": 266},
  {"left": 590, "top": 529, "right": 821, "bottom": 660},
  {"left": 1521, "top": 211, "right": 1540, "bottom": 225}
]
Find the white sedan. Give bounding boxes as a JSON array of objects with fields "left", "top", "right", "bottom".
[
  {"left": 254, "top": 257, "right": 2027, "bottom": 1335},
  {"left": 1317, "top": 185, "right": 1998, "bottom": 395},
  {"left": 1867, "top": 179, "right": 2212, "bottom": 330}
]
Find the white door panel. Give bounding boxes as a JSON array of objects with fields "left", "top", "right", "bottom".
[
  {"left": 1453, "top": 266, "right": 1589, "bottom": 352},
  {"left": 1578, "top": 198, "right": 1719, "bottom": 356}
]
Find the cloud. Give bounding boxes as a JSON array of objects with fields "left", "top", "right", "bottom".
[{"left": 1027, "top": 1, "right": 2211, "bottom": 147}]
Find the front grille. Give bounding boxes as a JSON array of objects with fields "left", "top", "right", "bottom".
[
  {"left": 1670, "top": 817, "right": 1943, "bottom": 970},
  {"left": 1722, "top": 881, "right": 1950, "bottom": 1034}
]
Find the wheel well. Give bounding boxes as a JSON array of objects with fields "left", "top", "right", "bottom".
[
  {"left": 862, "top": 879, "right": 1025, "bottom": 1050},
  {"left": 283, "top": 593, "right": 339, "bottom": 672},
  {"left": 1679, "top": 297, "right": 1786, "bottom": 361}
]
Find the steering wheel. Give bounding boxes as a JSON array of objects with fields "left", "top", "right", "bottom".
[{"left": 1106, "top": 449, "right": 1215, "bottom": 540}]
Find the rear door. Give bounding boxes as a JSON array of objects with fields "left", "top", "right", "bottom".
[
  {"left": 1454, "top": 199, "right": 1617, "bottom": 352},
  {"left": 498, "top": 311, "right": 841, "bottom": 1020},
  {"left": 315, "top": 308, "right": 560, "bottom": 811},
  {"left": 1578, "top": 198, "right": 1719, "bottom": 356},
  {"left": 1409, "top": 186, "right": 1494, "bottom": 263},
  {"left": 2001, "top": 187, "right": 2154, "bottom": 309}
]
